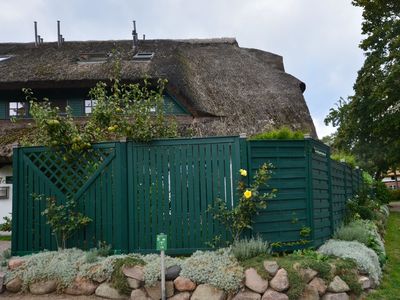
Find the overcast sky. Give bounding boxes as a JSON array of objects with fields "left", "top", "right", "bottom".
[{"left": 0, "top": 0, "right": 365, "bottom": 138}]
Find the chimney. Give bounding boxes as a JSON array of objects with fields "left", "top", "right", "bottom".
[
  {"left": 132, "top": 20, "right": 138, "bottom": 48},
  {"left": 57, "top": 20, "right": 61, "bottom": 47},
  {"left": 57, "top": 20, "right": 65, "bottom": 47},
  {"left": 34, "top": 21, "right": 38, "bottom": 47}
]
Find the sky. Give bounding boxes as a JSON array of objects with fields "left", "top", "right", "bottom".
[{"left": 0, "top": 0, "right": 365, "bottom": 138}]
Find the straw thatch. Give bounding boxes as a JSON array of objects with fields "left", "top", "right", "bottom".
[{"left": 0, "top": 38, "right": 316, "bottom": 161}]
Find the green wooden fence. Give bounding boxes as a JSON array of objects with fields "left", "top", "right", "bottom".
[
  {"left": 248, "top": 139, "right": 362, "bottom": 249},
  {"left": 12, "top": 136, "right": 362, "bottom": 255}
]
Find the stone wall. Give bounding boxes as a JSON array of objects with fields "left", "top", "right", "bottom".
[{"left": 2, "top": 257, "right": 374, "bottom": 300}]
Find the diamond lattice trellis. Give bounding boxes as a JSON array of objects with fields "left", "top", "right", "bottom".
[{"left": 26, "top": 147, "right": 114, "bottom": 196}]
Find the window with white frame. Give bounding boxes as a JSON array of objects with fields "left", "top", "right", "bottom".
[
  {"left": 0, "top": 186, "right": 9, "bottom": 199},
  {"left": 84, "top": 100, "right": 97, "bottom": 114},
  {"left": 9, "top": 102, "right": 28, "bottom": 117}
]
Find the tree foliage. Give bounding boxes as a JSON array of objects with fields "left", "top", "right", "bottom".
[
  {"left": 325, "top": 1, "right": 400, "bottom": 176},
  {"left": 22, "top": 58, "right": 177, "bottom": 151}
]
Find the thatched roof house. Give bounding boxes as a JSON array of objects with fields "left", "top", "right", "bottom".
[{"left": 0, "top": 38, "right": 316, "bottom": 163}]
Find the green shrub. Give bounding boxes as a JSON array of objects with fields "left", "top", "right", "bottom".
[
  {"left": 0, "top": 215, "right": 12, "bottom": 232},
  {"left": 334, "top": 259, "right": 362, "bottom": 296},
  {"left": 180, "top": 249, "right": 243, "bottom": 292},
  {"left": 372, "top": 181, "right": 391, "bottom": 205},
  {"left": 389, "top": 189, "right": 400, "bottom": 202},
  {"left": 331, "top": 151, "right": 357, "bottom": 168},
  {"left": 110, "top": 255, "right": 144, "bottom": 295},
  {"left": 231, "top": 236, "right": 270, "bottom": 261},
  {"left": 345, "top": 191, "right": 380, "bottom": 222},
  {"left": 318, "top": 239, "right": 382, "bottom": 285},
  {"left": 250, "top": 126, "right": 304, "bottom": 140}
]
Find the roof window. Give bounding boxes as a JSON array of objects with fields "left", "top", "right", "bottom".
[
  {"left": 0, "top": 55, "right": 13, "bottom": 62},
  {"left": 78, "top": 52, "right": 109, "bottom": 64},
  {"left": 133, "top": 52, "right": 154, "bottom": 61}
]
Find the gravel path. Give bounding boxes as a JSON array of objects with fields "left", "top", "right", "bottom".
[{"left": 389, "top": 201, "right": 400, "bottom": 212}]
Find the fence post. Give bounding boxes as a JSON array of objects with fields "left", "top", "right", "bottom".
[
  {"left": 11, "top": 146, "right": 20, "bottom": 255},
  {"left": 115, "top": 140, "right": 128, "bottom": 253},
  {"left": 305, "top": 139, "right": 316, "bottom": 246},
  {"left": 239, "top": 134, "right": 249, "bottom": 184},
  {"left": 327, "top": 147, "right": 334, "bottom": 235}
]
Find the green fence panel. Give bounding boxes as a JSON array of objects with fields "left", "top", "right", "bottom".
[
  {"left": 126, "top": 137, "right": 241, "bottom": 254},
  {"left": 309, "top": 140, "right": 331, "bottom": 247},
  {"left": 248, "top": 140, "right": 310, "bottom": 245},
  {"left": 330, "top": 161, "right": 347, "bottom": 230}
]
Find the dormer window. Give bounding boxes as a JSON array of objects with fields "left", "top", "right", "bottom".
[
  {"left": 133, "top": 52, "right": 154, "bottom": 61},
  {"left": 78, "top": 53, "right": 109, "bottom": 64},
  {"left": 0, "top": 55, "right": 12, "bottom": 62},
  {"left": 9, "top": 101, "right": 28, "bottom": 117},
  {"left": 85, "top": 100, "right": 97, "bottom": 114}
]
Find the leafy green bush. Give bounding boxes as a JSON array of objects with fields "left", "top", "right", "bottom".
[
  {"left": 372, "top": 181, "right": 391, "bottom": 205},
  {"left": 334, "top": 220, "right": 386, "bottom": 265},
  {"left": 35, "top": 195, "right": 92, "bottom": 249},
  {"left": 345, "top": 190, "right": 380, "bottom": 222},
  {"left": 231, "top": 236, "right": 270, "bottom": 261},
  {"left": 334, "top": 259, "right": 362, "bottom": 296},
  {"left": 0, "top": 215, "right": 12, "bottom": 232},
  {"left": 110, "top": 255, "right": 144, "bottom": 295},
  {"left": 389, "top": 189, "right": 400, "bottom": 202},
  {"left": 250, "top": 126, "right": 304, "bottom": 140},
  {"left": 180, "top": 249, "right": 243, "bottom": 292},
  {"left": 331, "top": 151, "right": 357, "bottom": 168},
  {"left": 318, "top": 239, "right": 382, "bottom": 285}
]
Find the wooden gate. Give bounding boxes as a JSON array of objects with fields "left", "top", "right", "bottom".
[{"left": 12, "top": 137, "right": 242, "bottom": 255}]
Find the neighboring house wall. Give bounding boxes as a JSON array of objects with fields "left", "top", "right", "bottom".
[
  {"left": 0, "top": 164, "right": 12, "bottom": 220},
  {"left": 382, "top": 175, "right": 400, "bottom": 190}
]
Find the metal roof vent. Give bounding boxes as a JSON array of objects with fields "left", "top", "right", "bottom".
[{"left": 133, "top": 52, "right": 154, "bottom": 61}]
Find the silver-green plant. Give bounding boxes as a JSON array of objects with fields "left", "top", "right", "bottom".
[
  {"left": 318, "top": 239, "right": 382, "bottom": 285},
  {"left": 142, "top": 254, "right": 182, "bottom": 286},
  {"left": 333, "top": 220, "right": 386, "bottom": 266},
  {"left": 180, "top": 248, "right": 243, "bottom": 292},
  {"left": 231, "top": 236, "right": 271, "bottom": 261}
]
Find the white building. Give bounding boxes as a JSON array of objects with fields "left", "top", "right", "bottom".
[{"left": 0, "top": 164, "right": 12, "bottom": 221}]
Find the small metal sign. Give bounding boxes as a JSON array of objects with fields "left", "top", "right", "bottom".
[{"left": 156, "top": 233, "right": 167, "bottom": 251}]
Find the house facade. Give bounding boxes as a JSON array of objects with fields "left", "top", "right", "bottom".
[{"left": 0, "top": 37, "right": 316, "bottom": 220}]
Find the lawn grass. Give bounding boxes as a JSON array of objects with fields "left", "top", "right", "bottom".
[
  {"left": 367, "top": 212, "right": 400, "bottom": 300},
  {"left": 0, "top": 235, "right": 11, "bottom": 241}
]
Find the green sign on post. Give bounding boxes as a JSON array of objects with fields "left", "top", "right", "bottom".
[{"left": 156, "top": 233, "right": 168, "bottom": 251}]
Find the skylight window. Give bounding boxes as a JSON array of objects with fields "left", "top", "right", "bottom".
[
  {"left": 78, "top": 52, "right": 109, "bottom": 64},
  {"left": 133, "top": 52, "right": 154, "bottom": 61},
  {"left": 0, "top": 55, "right": 12, "bottom": 62}
]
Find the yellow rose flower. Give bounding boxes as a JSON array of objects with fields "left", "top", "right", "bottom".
[
  {"left": 244, "top": 190, "right": 252, "bottom": 199},
  {"left": 240, "top": 169, "right": 247, "bottom": 177}
]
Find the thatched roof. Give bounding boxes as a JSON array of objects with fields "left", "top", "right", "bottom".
[{"left": 0, "top": 38, "right": 316, "bottom": 161}]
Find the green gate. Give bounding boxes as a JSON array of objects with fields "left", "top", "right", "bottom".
[{"left": 12, "top": 137, "right": 242, "bottom": 255}]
